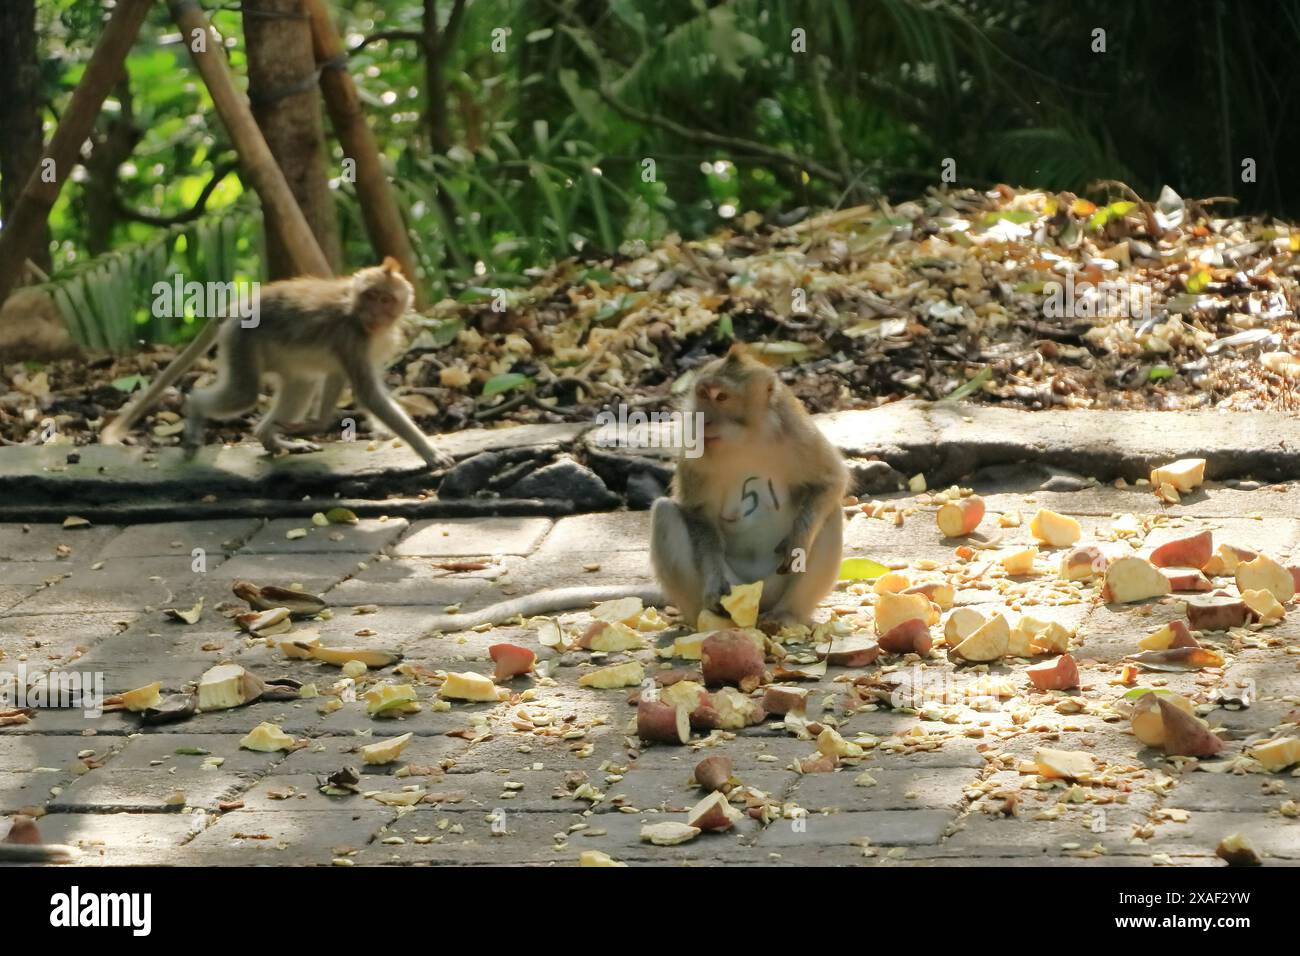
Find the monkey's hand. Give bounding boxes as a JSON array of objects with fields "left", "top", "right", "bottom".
[
  {"left": 425, "top": 448, "right": 456, "bottom": 470},
  {"left": 701, "top": 563, "right": 740, "bottom": 613},
  {"left": 774, "top": 537, "right": 808, "bottom": 574}
]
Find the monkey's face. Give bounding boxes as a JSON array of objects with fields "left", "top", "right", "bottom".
[
  {"left": 691, "top": 369, "right": 767, "bottom": 451},
  {"left": 353, "top": 267, "right": 415, "bottom": 333}
]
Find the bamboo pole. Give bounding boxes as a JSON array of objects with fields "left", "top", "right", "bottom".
[
  {"left": 168, "top": 0, "right": 332, "bottom": 278},
  {"left": 302, "top": 0, "right": 424, "bottom": 303},
  {"left": 0, "top": 0, "right": 153, "bottom": 309}
]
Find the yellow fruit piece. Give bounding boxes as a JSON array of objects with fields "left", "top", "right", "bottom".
[
  {"left": 364, "top": 683, "right": 420, "bottom": 717},
  {"left": 577, "top": 661, "right": 645, "bottom": 689},
  {"left": 953, "top": 613, "right": 1010, "bottom": 662},
  {"left": 579, "top": 850, "right": 626, "bottom": 867},
  {"left": 1236, "top": 555, "right": 1295, "bottom": 604},
  {"left": 120, "top": 681, "right": 163, "bottom": 713},
  {"left": 816, "top": 727, "right": 863, "bottom": 758},
  {"left": 591, "top": 596, "right": 644, "bottom": 625},
  {"left": 197, "top": 663, "right": 263, "bottom": 712},
  {"left": 1029, "top": 509, "right": 1082, "bottom": 547},
  {"left": 1242, "top": 588, "right": 1285, "bottom": 626},
  {"left": 439, "top": 671, "right": 499, "bottom": 701},
  {"left": 280, "top": 635, "right": 321, "bottom": 659},
  {"left": 1149, "top": 458, "right": 1206, "bottom": 494},
  {"left": 1139, "top": 623, "right": 1180, "bottom": 651},
  {"left": 720, "top": 581, "right": 763, "bottom": 628},
  {"left": 1102, "top": 556, "right": 1171, "bottom": 603},
  {"left": 671, "top": 633, "right": 707, "bottom": 660},
  {"left": 1000, "top": 547, "right": 1038, "bottom": 575},
  {"left": 1250, "top": 737, "right": 1300, "bottom": 771},
  {"left": 311, "top": 646, "right": 402, "bottom": 668},
  {"left": 943, "top": 607, "right": 985, "bottom": 646},
  {"left": 697, "top": 609, "right": 733, "bottom": 631},
  {"left": 875, "top": 591, "right": 937, "bottom": 636},
  {"left": 360, "top": 732, "right": 413, "bottom": 765},
  {"left": 240, "top": 722, "right": 296, "bottom": 752},
  {"left": 871, "top": 572, "right": 911, "bottom": 595},
  {"left": 587, "top": 621, "right": 646, "bottom": 652},
  {"left": 1034, "top": 747, "right": 1095, "bottom": 780}
]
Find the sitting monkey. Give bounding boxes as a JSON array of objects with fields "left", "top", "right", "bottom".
[{"left": 650, "top": 344, "right": 847, "bottom": 630}]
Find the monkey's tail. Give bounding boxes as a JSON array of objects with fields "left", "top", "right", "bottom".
[
  {"left": 0, "top": 843, "right": 78, "bottom": 864},
  {"left": 100, "top": 319, "right": 223, "bottom": 444},
  {"left": 425, "top": 584, "right": 665, "bottom": 634}
]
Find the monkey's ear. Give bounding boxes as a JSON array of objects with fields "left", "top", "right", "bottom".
[
  {"left": 725, "top": 341, "right": 752, "bottom": 364},
  {"left": 380, "top": 256, "right": 402, "bottom": 273}
]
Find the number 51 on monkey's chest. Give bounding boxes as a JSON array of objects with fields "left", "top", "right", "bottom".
[{"left": 719, "top": 473, "right": 787, "bottom": 569}]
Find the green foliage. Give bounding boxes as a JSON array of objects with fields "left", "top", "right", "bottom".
[{"left": 27, "top": 0, "right": 1300, "bottom": 349}]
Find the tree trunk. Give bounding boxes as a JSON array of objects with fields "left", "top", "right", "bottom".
[
  {"left": 242, "top": 0, "right": 342, "bottom": 278},
  {"left": 304, "top": 0, "right": 423, "bottom": 304},
  {"left": 0, "top": 0, "right": 152, "bottom": 310},
  {"left": 0, "top": 0, "right": 50, "bottom": 278}
]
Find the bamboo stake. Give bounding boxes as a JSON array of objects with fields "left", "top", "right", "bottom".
[
  {"left": 168, "top": 0, "right": 332, "bottom": 278},
  {"left": 303, "top": 0, "right": 424, "bottom": 304}
]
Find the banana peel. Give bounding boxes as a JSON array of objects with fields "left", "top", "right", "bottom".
[{"left": 232, "top": 580, "right": 327, "bottom": 618}]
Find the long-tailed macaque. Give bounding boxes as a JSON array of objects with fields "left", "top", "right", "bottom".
[
  {"left": 650, "top": 344, "right": 847, "bottom": 630},
  {"left": 101, "top": 258, "right": 452, "bottom": 468}
]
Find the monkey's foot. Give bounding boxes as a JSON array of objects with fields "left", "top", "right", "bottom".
[
  {"left": 757, "top": 611, "right": 805, "bottom": 635},
  {"left": 265, "top": 438, "right": 323, "bottom": 456}
]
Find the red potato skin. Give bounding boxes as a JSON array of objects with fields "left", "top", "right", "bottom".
[
  {"left": 1150, "top": 531, "right": 1212, "bottom": 569},
  {"left": 1186, "top": 598, "right": 1252, "bottom": 632},
  {"left": 1290, "top": 567, "right": 1300, "bottom": 594},
  {"left": 1061, "top": 545, "right": 1108, "bottom": 579},
  {"left": 701, "top": 630, "right": 767, "bottom": 691},
  {"left": 687, "top": 792, "right": 738, "bottom": 832},
  {"left": 762, "top": 685, "right": 809, "bottom": 716},
  {"left": 694, "top": 755, "right": 734, "bottom": 792},
  {"left": 1166, "top": 620, "right": 1199, "bottom": 649},
  {"left": 877, "top": 618, "right": 933, "bottom": 655},
  {"left": 937, "top": 496, "right": 985, "bottom": 538},
  {"left": 798, "top": 752, "right": 838, "bottom": 774},
  {"left": 1026, "top": 653, "right": 1079, "bottom": 691},
  {"left": 636, "top": 699, "right": 690, "bottom": 745},
  {"left": 1157, "top": 696, "right": 1223, "bottom": 757},
  {"left": 1161, "top": 569, "right": 1212, "bottom": 592},
  {"left": 825, "top": 641, "right": 881, "bottom": 668},
  {"left": 488, "top": 643, "right": 536, "bottom": 680}
]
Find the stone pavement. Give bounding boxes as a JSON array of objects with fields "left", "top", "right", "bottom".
[{"left": 2, "top": 477, "right": 1300, "bottom": 867}]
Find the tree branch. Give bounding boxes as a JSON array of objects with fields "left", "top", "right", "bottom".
[
  {"left": 114, "top": 159, "right": 239, "bottom": 227},
  {"left": 349, "top": 29, "right": 426, "bottom": 54},
  {"left": 594, "top": 85, "right": 845, "bottom": 186}
]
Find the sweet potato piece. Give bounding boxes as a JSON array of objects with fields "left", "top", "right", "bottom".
[
  {"left": 1026, "top": 652, "right": 1079, "bottom": 691},
  {"left": 874, "top": 591, "right": 936, "bottom": 635},
  {"left": 708, "top": 687, "right": 766, "bottom": 729},
  {"left": 701, "top": 629, "right": 767, "bottom": 691},
  {"left": 936, "top": 496, "right": 984, "bottom": 537},
  {"left": 1242, "top": 588, "right": 1285, "bottom": 626},
  {"left": 1139, "top": 620, "right": 1195, "bottom": 651},
  {"left": 1150, "top": 530, "right": 1212, "bottom": 569},
  {"left": 1029, "top": 509, "right": 1082, "bottom": 547},
  {"left": 1202, "top": 544, "right": 1256, "bottom": 576},
  {"left": 877, "top": 617, "right": 932, "bottom": 655},
  {"left": 952, "top": 613, "right": 1009, "bottom": 662},
  {"left": 1060, "top": 545, "right": 1107, "bottom": 582},
  {"left": 943, "top": 607, "right": 985, "bottom": 645},
  {"left": 687, "top": 791, "right": 743, "bottom": 832},
  {"left": 1157, "top": 696, "right": 1223, "bottom": 757},
  {"left": 796, "top": 751, "right": 838, "bottom": 774},
  {"left": 1236, "top": 554, "right": 1296, "bottom": 603},
  {"left": 637, "top": 699, "right": 691, "bottom": 745},
  {"left": 762, "top": 684, "right": 809, "bottom": 716},
  {"left": 1130, "top": 691, "right": 1194, "bottom": 747},
  {"left": 660, "top": 680, "right": 714, "bottom": 729},
  {"left": 1216, "top": 834, "right": 1262, "bottom": 867},
  {"left": 902, "top": 581, "right": 955, "bottom": 610},
  {"left": 488, "top": 643, "right": 536, "bottom": 680},
  {"left": 820, "top": 635, "right": 881, "bottom": 667},
  {"left": 1185, "top": 596, "right": 1252, "bottom": 632},
  {"left": 1149, "top": 458, "right": 1206, "bottom": 494},
  {"left": 1160, "top": 568, "right": 1212, "bottom": 592},
  {"left": 1001, "top": 547, "right": 1038, "bottom": 575},
  {"left": 693, "top": 755, "right": 735, "bottom": 792},
  {"left": 1102, "top": 556, "right": 1172, "bottom": 603},
  {"left": 1249, "top": 736, "right": 1300, "bottom": 771}
]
